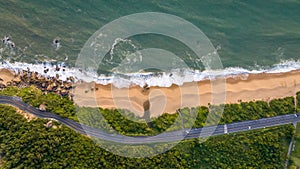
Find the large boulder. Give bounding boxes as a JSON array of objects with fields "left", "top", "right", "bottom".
[
  {"left": 46, "top": 85, "right": 53, "bottom": 91},
  {"left": 12, "top": 77, "right": 21, "bottom": 83}
]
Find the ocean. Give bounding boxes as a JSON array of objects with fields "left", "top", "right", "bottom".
[{"left": 0, "top": 0, "right": 300, "bottom": 87}]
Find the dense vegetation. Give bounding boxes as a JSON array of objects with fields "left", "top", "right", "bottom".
[
  {"left": 0, "top": 86, "right": 76, "bottom": 121},
  {"left": 289, "top": 122, "right": 300, "bottom": 168},
  {"left": 289, "top": 92, "right": 300, "bottom": 168},
  {"left": 221, "top": 96, "right": 295, "bottom": 124},
  {"left": 296, "top": 91, "right": 300, "bottom": 113},
  {"left": 0, "top": 86, "right": 298, "bottom": 168},
  {"left": 0, "top": 86, "right": 297, "bottom": 137},
  {"left": 77, "top": 95, "right": 296, "bottom": 137},
  {"left": 0, "top": 105, "right": 294, "bottom": 168},
  {"left": 270, "top": 97, "right": 296, "bottom": 115},
  {"left": 82, "top": 98, "right": 296, "bottom": 136}
]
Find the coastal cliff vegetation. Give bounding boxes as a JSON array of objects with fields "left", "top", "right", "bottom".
[
  {"left": 0, "top": 86, "right": 297, "bottom": 136},
  {"left": 0, "top": 104, "right": 293, "bottom": 168},
  {"left": 0, "top": 86, "right": 299, "bottom": 167}
]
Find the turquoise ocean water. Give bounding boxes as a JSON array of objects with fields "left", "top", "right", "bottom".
[{"left": 0, "top": 0, "right": 299, "bottom": 87}]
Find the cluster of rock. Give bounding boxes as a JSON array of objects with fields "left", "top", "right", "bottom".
[
  {"left": 2, "top": 36, "right": 16, "bottom": 48},
  {"left": 0, "top": 68, "right": 75, "bottom": 99},
  {"left": 52, "top": 38, "right": 61, "bottom": 50}
]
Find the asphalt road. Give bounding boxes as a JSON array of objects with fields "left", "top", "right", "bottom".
[{"left": 1, "top": 95, "right": 299, "bottom": 144}]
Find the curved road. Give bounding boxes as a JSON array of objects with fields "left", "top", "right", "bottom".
[{"left": 0, "top": 95, "right": 299, "bottom": 144}]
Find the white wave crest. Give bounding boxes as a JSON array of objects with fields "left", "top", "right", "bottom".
[{"left": 1, "top": 60, "right": 300, "bottom": 88}]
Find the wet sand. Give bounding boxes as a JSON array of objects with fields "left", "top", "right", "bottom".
[{"left": 0, "top": 69, "right": 14, "bottom": 84}]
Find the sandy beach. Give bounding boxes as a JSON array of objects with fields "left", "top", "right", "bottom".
[
  {"left": 72, "top": 69, "right": 300, "bottom": 117},
  {"left": 1, "top": 68, "right": 300, "bottom": 117},
  {"left": 0, "top": 69, "right": 15, "bottom": 84}
]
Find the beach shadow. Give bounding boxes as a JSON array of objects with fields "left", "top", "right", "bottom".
[{"left": 143, "top": 100, "right": 152, "bottom": 128}]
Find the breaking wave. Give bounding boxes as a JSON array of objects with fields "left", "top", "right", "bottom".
[{"left": 1, "top": 60, "right": 300, "bottom": 88}]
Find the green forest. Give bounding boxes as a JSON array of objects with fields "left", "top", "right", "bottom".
[
  {"left": 0, "top": 105, "right": 294, "bottom": 168},
  {"left": 290, "top": 122, "right": 300, "bottom": 168},
  {"left": 0, "top": 86, "right": 297, "bottom": 135},
  {"left": 0, "top": 86, "right": 77, "bottom": 121},
  {"left": 0, "top": 86, "right": 300, "bottom": 168}
]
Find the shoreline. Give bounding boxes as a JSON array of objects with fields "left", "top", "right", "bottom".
[
  {"left": 72, "top": 69, "right": 300, "bottom": 117},
  {"left": 1, "top": 67, "right": 300, "bottom": 117},
  {"left": 2, "top": 60, "right": 300, "bottom": 88}
]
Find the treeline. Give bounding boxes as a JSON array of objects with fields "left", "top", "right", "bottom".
[
  {"left": 0, "top": 86, "right": 77, "bottom": 121},
  {"left": 289, "top": 92, "right": 300, "bottom": 168},
  {"left": 0, "top": 86, "right": 298, "bottom": 136},
  {"left": 220, "top": 96, "right": 295, "bottom": 124},
  {"left": 77, "top": 96, "right": 296, "bottom": 137},
  {"left": 0, "top": 105, "right": 294, "bottom": 168}
]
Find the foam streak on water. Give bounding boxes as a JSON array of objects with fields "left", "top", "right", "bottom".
[{"left": 0, "top": 60, "right": 300, "bottom": 88}]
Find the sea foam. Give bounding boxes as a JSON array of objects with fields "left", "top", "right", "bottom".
[{"left": 1, "top": 60, "right": 300, "bottom": 88}]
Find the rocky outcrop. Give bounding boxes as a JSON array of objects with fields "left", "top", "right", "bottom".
[{"left": 1, "top": 69, "right": 74, "bottom": 99}]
